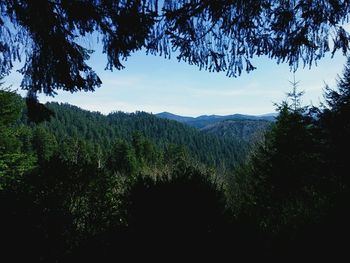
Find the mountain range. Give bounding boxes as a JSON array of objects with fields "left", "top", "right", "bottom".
[
  {"left": 156, "top": 112, "right": 277, "bottom": 129},
  {"left": 155, "top": 112, "right": 276, "bottom": 143}
]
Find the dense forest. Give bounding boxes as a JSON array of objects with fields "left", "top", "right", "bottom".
[
  {"left": 27, "top": 102, "right": 247, "bottom": 169},
  {"left": 1, "top": 0, "right": 350, "bottom": 261},
  {"left": 200, "top": 119, "right": 272, "bottom": 143},
  {"left": 1, "top": 58, "right": 350, "bottom": 260}
]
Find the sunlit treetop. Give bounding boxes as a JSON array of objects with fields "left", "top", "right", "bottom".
[{"left": 1, "top": 0, "right": 350, "bottom": 99}]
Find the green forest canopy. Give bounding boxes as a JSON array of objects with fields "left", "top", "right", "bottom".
[
  {"left": 1, "top": 57, "right": 350, "bottom": 260},
  {"left": 1, "top": 1, "right": 350, "bottom": 260}
]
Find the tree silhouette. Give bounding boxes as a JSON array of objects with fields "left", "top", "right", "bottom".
[
  {"left": 1, "top": 0, "right": 350, "bottom": 103},
  {"left": 286, "top": 74, "right": 304, "bottom": 112}
]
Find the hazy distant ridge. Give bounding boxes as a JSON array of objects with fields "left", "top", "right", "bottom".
[{"left": 156, "top": 112, "right": 277, "bottom": 129}]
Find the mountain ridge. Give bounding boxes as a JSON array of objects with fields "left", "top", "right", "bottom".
[{"left": 156, "top": 111, "right": 277, "bottom": 129}]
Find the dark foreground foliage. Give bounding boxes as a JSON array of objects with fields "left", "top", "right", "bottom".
[{"left": 2, "top": 58, "right": 350, "bottom": 261}]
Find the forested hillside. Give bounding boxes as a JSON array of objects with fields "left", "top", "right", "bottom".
[
  {"left": 1, "top": 90, "right": 234, "bottom": 261},
  {"left": 201, "top": 119, "right": 272, "bottom": 143},
  {"left": 1, "top": 59, "right": 350, "bottom": 261},
  {"left": 156, "top": 111, "right": 274, "bottom": 144},
  {"left": 31, "top": 102, "right": 247, "bottom": 169}
]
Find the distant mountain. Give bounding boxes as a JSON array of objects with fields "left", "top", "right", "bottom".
[
  {"left": 156, "top": 112, "right": 194, "bottom": 123},
  {"left": 156, "top": 112, "right": 277, "bottom": 129},
  {"left": 201, "top": 119, "right": 272, "bottom": 143}
]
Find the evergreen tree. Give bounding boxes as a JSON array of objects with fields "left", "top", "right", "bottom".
[
  {"left": 1, "top": 0, "right": 350, "bottom": 108},
  {"left": 0, "top": 87, "right": 35, "bottom": 190},
  {"left": 107, "top": 139, "right": 137, "bottom": 176},
  {"left": 321, "top": 57, "right": 350, "bottom": 188},
  {"left": 227, "top": 80, "right": 325, "bottom": 257},
  {"left": 314, "top": 57, "right": 350, "bottom": 257},
  {"left": 32, "top": 126, "right": 58, "bottom": 163}
]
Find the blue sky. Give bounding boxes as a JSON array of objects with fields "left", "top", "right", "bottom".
[{"left": 4, "top": 42, "right": 348, "bottom": 117}]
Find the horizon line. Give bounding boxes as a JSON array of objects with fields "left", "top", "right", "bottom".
[{"left": 43, "top": 100, "right": 277, "bottom": 118}]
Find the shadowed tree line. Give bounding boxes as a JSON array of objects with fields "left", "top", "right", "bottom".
[
  {"left": 1, "top": 59, "right": 350, "bottom": 260},
  {"left": 0, "top": 83, "right": 233, "bottom": 260},
  {"left": 227, "top": 61, "right": 350, "bottom": 260}
]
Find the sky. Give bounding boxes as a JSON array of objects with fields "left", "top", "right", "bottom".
[{"left": 4, "top": 42, "right": 348, "bottom": 117}]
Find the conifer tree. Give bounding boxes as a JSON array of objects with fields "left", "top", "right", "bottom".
[{"left": 1, "top": 0, "right": 350, "bottom": 109}]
